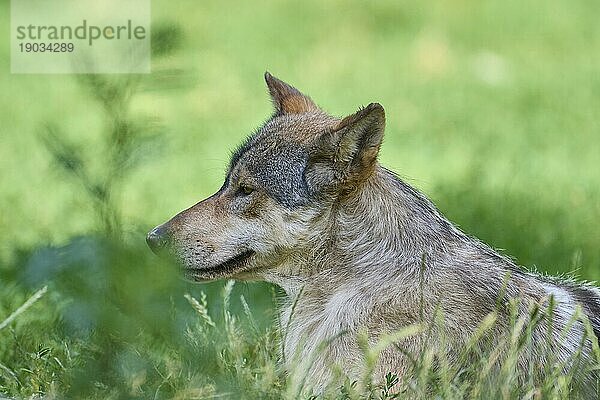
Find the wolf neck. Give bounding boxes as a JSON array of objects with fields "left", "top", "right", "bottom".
[
  {"left": 268, "top": 165, "right": 511, "bottom": 297},
  {"left": 329, "top": 166, "right": 465, "bottom": 268}
]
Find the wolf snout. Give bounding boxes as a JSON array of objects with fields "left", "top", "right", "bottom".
[{"left": 146, "top": 224, "right": 169, "bottom": 254}]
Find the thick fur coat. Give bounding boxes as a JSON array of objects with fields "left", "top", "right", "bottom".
[{"left": 148, "top": 73, "right": 600, "bottom": 395}]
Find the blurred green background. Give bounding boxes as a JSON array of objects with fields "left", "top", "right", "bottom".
[{"left": 1, "top": 0, "right": 599, "bottom": 398}]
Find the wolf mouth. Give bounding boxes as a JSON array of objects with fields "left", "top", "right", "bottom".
[{"left": 191, "top": 250, "right": 256, "bottom": 277}]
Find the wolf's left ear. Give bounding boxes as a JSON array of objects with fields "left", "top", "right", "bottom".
[
  {"left": 264, "top": 72, "right": 319, "bottom": 114},
  {"left": 311, "top": 103, "right": 385, "bottom": 187}
]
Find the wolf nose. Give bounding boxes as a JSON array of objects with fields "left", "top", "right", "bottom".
[{"left": 146, "top": 225, "right": 168, "bottom": 254}]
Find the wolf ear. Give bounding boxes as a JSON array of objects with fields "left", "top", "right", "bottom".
[
  {"left": 309, "top": 103, "right": 385, "bottom": 188},
  {"left": 264, "top": 72, "right": 319, "bottom": 114}
]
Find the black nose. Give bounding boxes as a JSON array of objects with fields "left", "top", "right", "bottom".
[{"left": 146, "top": 225, "right": 168, "bottom": 254}]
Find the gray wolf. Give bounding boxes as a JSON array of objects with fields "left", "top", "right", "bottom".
[{"left": 147, "top": 72, "right": 600, "bottom": 394}]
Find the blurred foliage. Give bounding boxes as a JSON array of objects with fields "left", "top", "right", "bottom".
[
  {"left": 40, "top": 74, "right": 164, "bottom": 234},
  {"left": 1, "top": 238, "right": 279, "bottom": 398},
  {"left": 38, "top": 21, "right": 187, "bottom": 234},
  {"left": 151, "top": 22, "right": 184, "bottom": 58},
  {"left": 1, "top": 0, "right": 600, "bottom": 398}
]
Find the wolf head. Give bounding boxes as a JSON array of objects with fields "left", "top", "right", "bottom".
[{"left": 147, "top": 72, "right": 385, "bottom": 281}]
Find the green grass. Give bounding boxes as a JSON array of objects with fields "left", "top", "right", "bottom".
[{"left": 1, "top": 0, "right": 600, "bottom": 398}]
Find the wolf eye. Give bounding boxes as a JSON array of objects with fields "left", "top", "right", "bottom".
[{"left": 238, "top": 184, "right": 254, "bottom": 196}]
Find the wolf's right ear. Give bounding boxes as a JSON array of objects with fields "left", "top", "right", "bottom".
[
  {"left": 264, "top": 72, "right": 319, "bottom": 114},
  {"left": 307, "top": 103, "right": 385, "bottom": 191}
]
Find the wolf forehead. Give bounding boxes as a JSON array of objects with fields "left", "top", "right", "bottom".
[{"left": 226, "top": 112, "right": 339, "bottom": 207}]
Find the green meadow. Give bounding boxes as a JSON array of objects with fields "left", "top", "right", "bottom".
[{"left": 1, "top": 0, "right": 599, "bottom": 398}]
